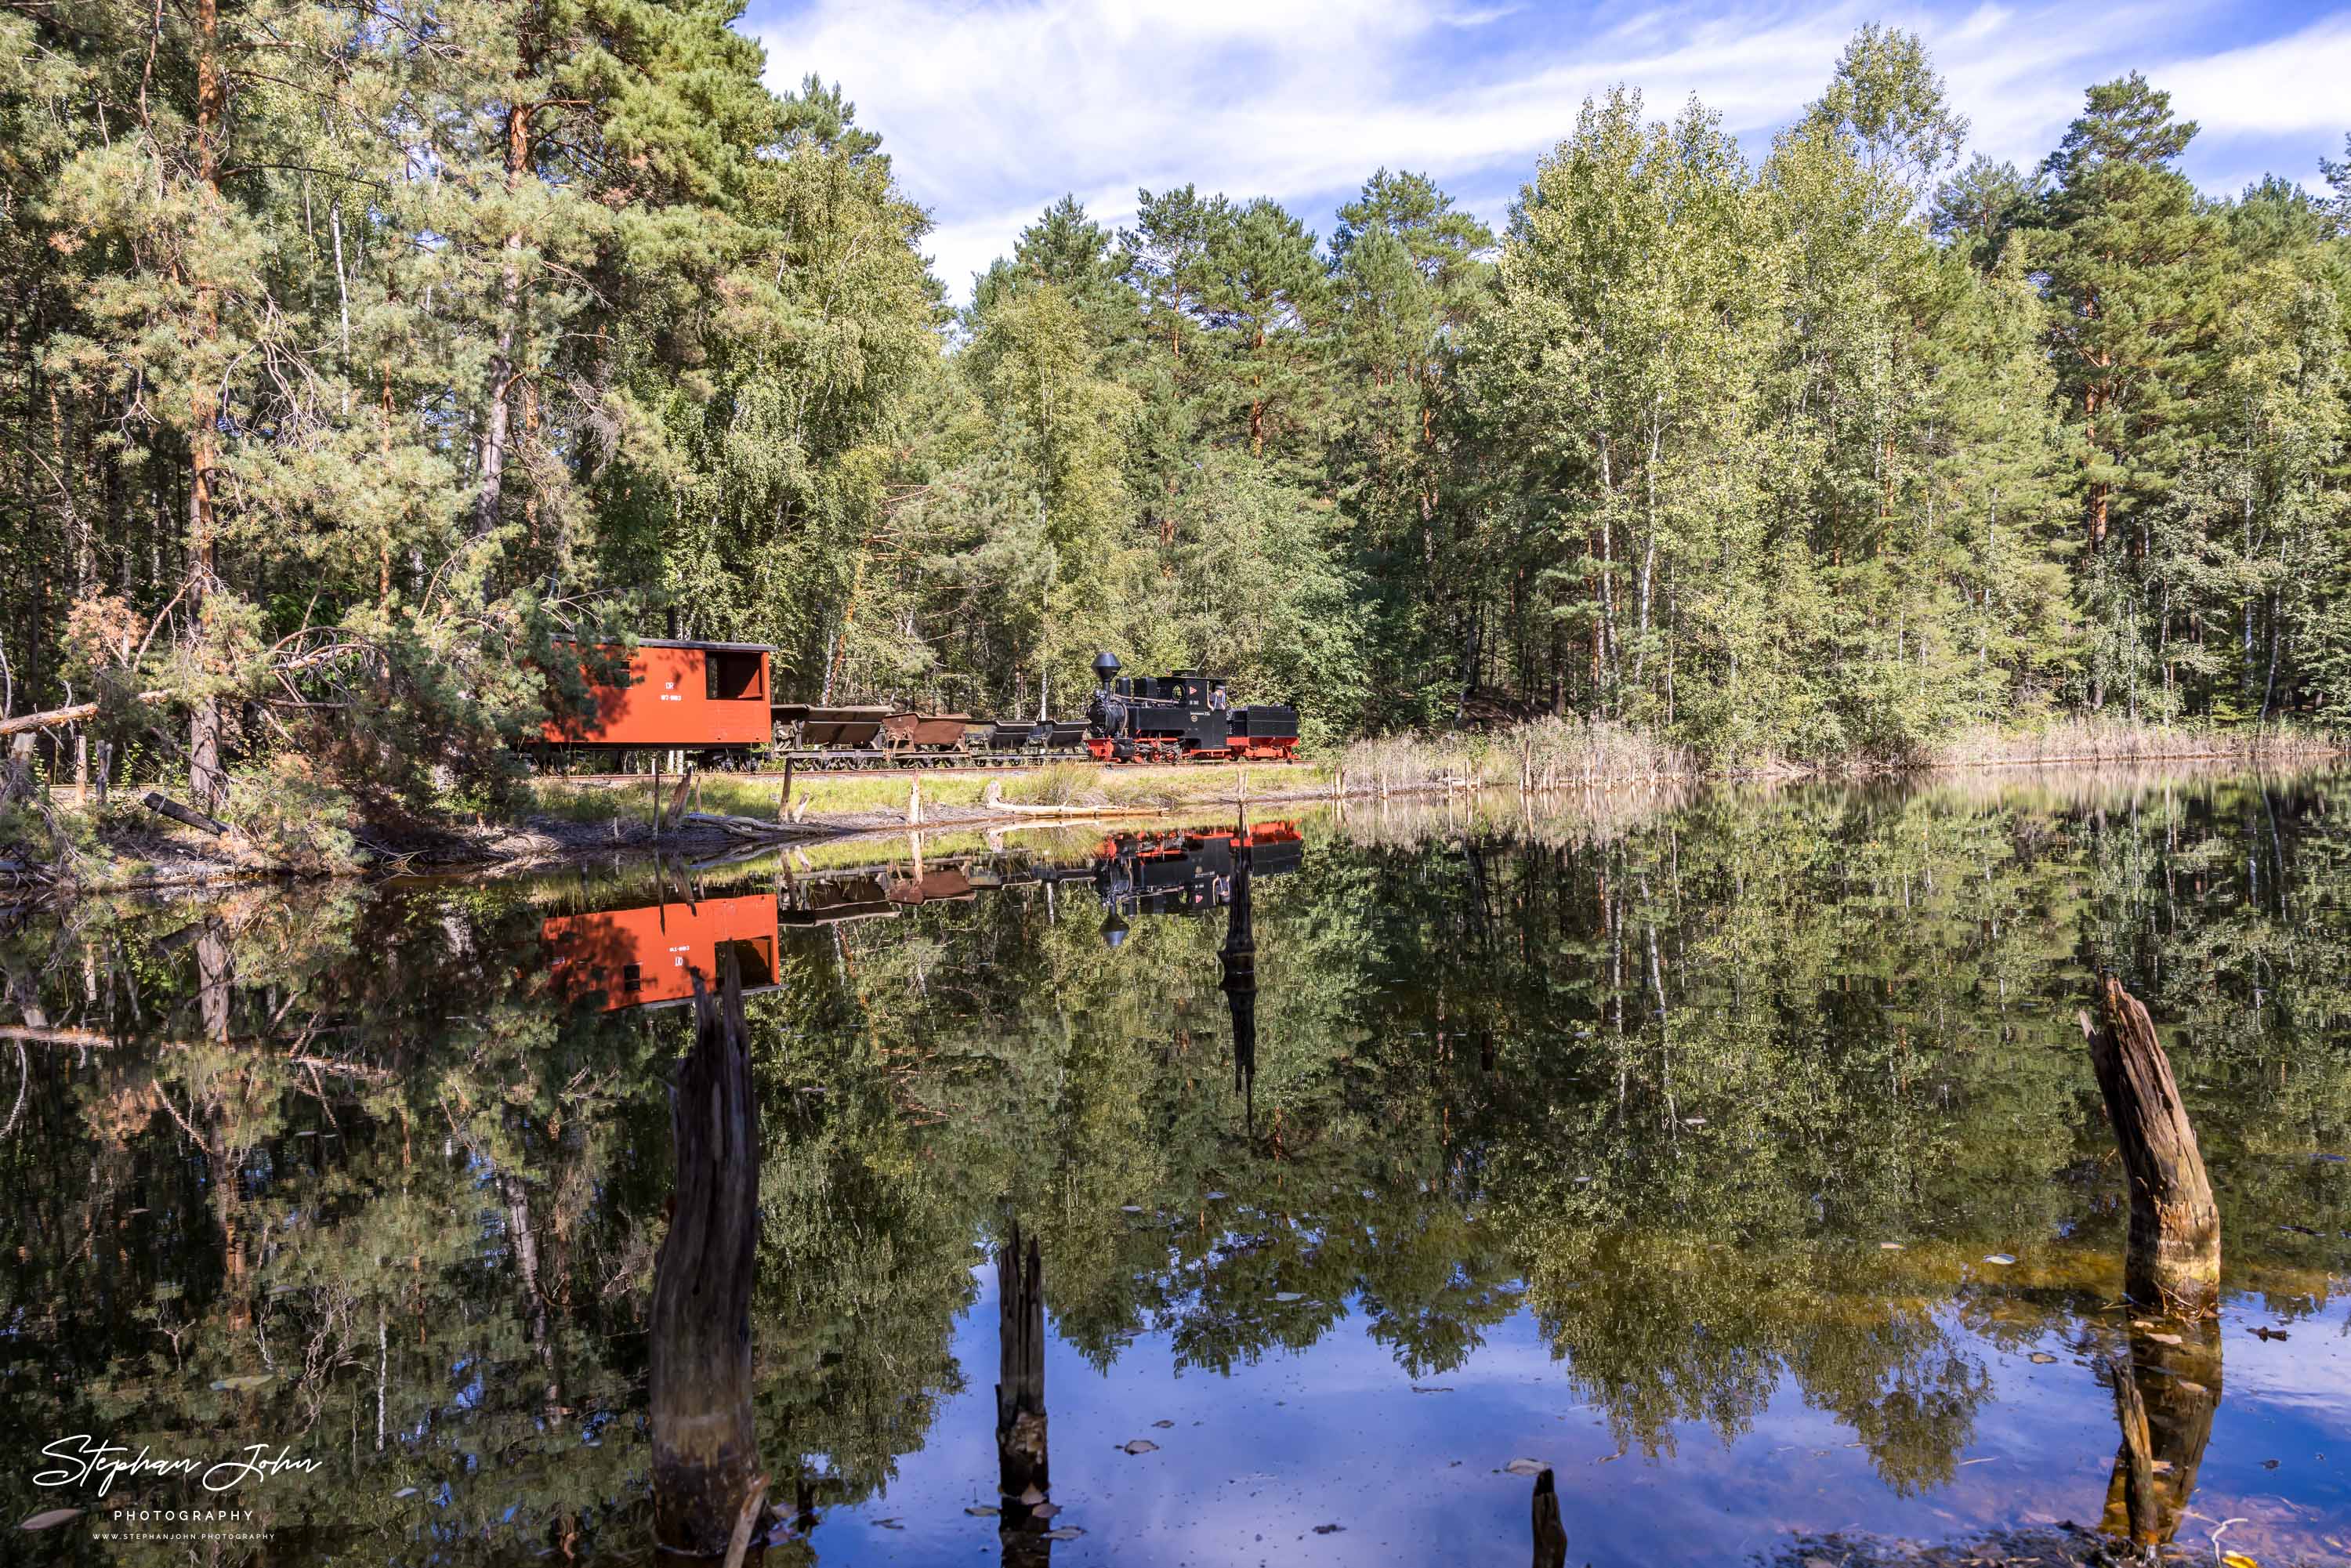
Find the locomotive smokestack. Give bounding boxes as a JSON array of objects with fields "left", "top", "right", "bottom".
[{"left": 1091, "top": 650, "right": 1121, "bottom": 686}]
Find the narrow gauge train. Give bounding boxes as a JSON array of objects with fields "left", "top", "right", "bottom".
[
  {"left": 532, "top": 639, "right": 1300, "bottom": 770},
  {"left": 541, "top": 819, "right": 1302, "bottom": 1011}
]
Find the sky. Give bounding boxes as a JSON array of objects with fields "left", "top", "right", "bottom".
[{"left": 742, "top": 0, "right": 2351, "bottom": 301}]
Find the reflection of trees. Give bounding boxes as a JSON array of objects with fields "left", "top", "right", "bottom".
[{"left": 0, "top": 770, "right": 2343, "bottom": 1559}]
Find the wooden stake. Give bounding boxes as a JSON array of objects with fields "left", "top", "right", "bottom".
[{"left": 663, "top": 766, "right": 696, "bottom": 833}]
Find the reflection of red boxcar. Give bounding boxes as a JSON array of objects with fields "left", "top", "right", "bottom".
[
  {"left": 542, "top": 639, "right": 773, "bottom": 752},
  {"left": 542, "top": 893, "right": 780, "bottom": 1011}
]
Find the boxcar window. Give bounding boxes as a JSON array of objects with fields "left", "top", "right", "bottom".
[
  {"left": 705, "top": 650, "right": 766, "bottom": 701},
  {"left": 718, "top": 937, "right": 777, "bottom": 988}
]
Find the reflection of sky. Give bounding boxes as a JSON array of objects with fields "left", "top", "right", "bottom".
[{"left": 808, "top": 1269, "right": 2351, "bottom": 1566}]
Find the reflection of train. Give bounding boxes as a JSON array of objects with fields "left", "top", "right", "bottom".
[
  {"left": 539, "top": 821, "right": 1302, "bottom": 1009},
  {"left": 1085, "top": 821, "right": 1303, "bottom": 947},
  {"left": 531, "top": 641, "right": 1299, "bottom": 770},
  {"left": 542, "top": 893, "right": 782, "bottom": 1011}
]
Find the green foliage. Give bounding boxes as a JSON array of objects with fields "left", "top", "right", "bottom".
[{"left": 3, "top": 16, "right": 2348, "bottom": 825}]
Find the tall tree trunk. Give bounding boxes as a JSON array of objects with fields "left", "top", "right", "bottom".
[
  {"left": 187, "top": 0, "right": 227, "bottom": 815},
  {"left": 473, "top": 101, "right": 532, "bottom": 538}
]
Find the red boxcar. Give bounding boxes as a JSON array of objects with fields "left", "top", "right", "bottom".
[
  {"left": 542, "top": 639, "right": 773, "bottom": 751},
  {"left": 542, "top": 893, "right": 781, "bottom": 1011}
]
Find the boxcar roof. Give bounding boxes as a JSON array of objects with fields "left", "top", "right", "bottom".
[{"left": 552, "top": 636, "right": 775, "bottom": 653}]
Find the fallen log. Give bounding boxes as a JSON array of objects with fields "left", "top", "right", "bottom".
[
  {"left": 143, "top": 791, "right": 230, "bottom": 836},
  {"left": 0, "top": 691, "right": 168, "bottom": 739},
  {"left": 679, "top": 811, "right": 833, "bottom": 840}
]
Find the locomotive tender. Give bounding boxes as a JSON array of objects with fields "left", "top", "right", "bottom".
[{"left": 533, "top": 639, "right": 1299, "bottom": 769}]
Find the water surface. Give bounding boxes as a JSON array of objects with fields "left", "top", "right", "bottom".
[{"left": 3, "top": 773, "right": 2348, "bottom": 1563}]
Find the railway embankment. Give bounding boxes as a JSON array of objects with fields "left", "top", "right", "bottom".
[
  {"left": 1, "top": 756, "right": 1354, "bottom": 895},
  {"left": 8, "top": 716, "right": 2342, "bottom": 898}
]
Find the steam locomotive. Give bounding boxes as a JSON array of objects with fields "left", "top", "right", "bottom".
[
  {"left": 1079, "top": 652, "right": 1300, "bottom": 764},
  {"left": 534, "top": 641, "right": 1300, "bottom": 769}
]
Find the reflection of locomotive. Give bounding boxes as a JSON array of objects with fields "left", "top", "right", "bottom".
[
  {"left": 531, "top": 640, "right": 1299, "bottom": 769},
  {"left": 1083, "top": 820, "right": 1303, "bottom": 948}
]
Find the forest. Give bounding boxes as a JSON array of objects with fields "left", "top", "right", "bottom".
[{"left": 2, "top": 5, "right": 2349, "bottom": 820}]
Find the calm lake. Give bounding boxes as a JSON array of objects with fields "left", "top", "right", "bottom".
[{"left": 3, "top": 771, "right": 2348, "bottom": 1565}]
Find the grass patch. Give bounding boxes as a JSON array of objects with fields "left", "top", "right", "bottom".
[
  {"left": 1928, "top": 718, "right": 2346, "bottom": 769},
  {"left": 1339, "top": 718, "right": 1690, "bottom": 794}
]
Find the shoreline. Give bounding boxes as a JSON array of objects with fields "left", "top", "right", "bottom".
[{"left": 9, "top": 740, "right": 2344, "bottom": 900}]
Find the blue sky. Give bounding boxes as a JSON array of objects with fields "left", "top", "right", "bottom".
[{"left": 742, "top": 0, "right": 2351, "bottom": 299}]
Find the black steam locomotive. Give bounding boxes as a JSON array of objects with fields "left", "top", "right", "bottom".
[{"left": 1083, "top": 652, "right": 1300, "bottom": 763}]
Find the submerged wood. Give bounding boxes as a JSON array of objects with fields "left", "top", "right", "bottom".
[
  {"left": 1531, "top": 1467, "right": 1567, "bottom": 1568},
  {"left": 679, "top": 810, "right": 831, "bottom": 841},
  {"left": 996, "top": 1222, "right": 1049, "bottom": 1563},
  {"left": 2100, "top": 1324, "right": 2221, "bottom": 1555},
  {"left": 650, "top": 952, "right": 763, "bottom": 1556},
  {"left": 2105, "top": 1353, "right": 2157, "bottom": 1548},
  {"left": 2077, "top": 974, "right": 2220, "bottom": 1316}
]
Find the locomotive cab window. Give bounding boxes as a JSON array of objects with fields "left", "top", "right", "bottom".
[{"left": 705, "top": 650, "right": 766, "bottom": 702}]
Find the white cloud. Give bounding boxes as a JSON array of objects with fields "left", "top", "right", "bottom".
[
  {"left": 2159, "top": 13, "right": 2351, "bottom": 136},
  {"left": 752, "top": 0, "right": 2351, "bottom": 301}
]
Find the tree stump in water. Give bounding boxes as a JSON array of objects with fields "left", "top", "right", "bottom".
[
  {"left": 1530, "top": 1468, "right": 1567, "bottom": 1568},
  {"left": 996, "top": 1222, "right": 1049, "bottom": 1564},
  {"left": 2105, "top": 1352, "right": 2159, "bottom": 1548},
  {"left": 2100, "top": 1324, "right": 2222, "bottom": 1557},
  {"left": 650, "top": 952, "right": 763, "bottom": 1556},
  {"left": 2078, "top": 973, "right": 2219, "bottom": 1316}
]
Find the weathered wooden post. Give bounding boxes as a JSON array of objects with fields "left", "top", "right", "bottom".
[
  {"left": 1531, "top": 1467, "right": 1567, "bottom": 1568},
  {"left": 1221, "top": 809, "right": 1258, "bottom": 1132},
  {"left": 2077, "top": 972, "right": 2220, "bottom": 1316},
  {"left": 2106, "top": 1353, "right": 2158, "bottom": 1546},
  {"left": 650, "top": 953, "right": 765, "bottom": 1557},
  {"left": 996, "top": 1222, "right": 1049, "bottom": 1563},
  {"left": 2081, "top": 975, "right": 2224, "bottom": 1562},
  {"left": 777, "top": 755, "right": 794, "bottom": 823},
  {"left": 2100, "top": 1325, "right": 2222, "bottom": 1558}
]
